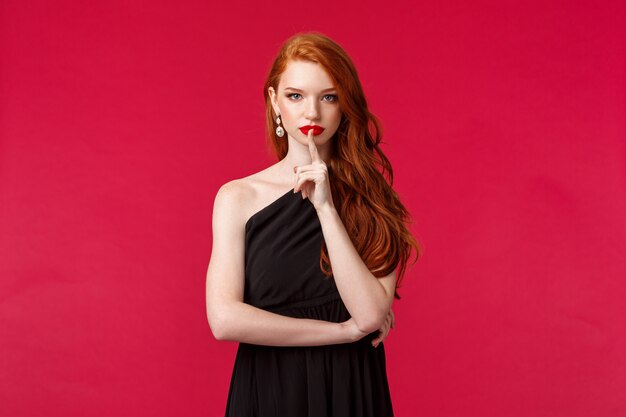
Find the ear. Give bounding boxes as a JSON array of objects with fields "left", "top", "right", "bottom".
[{"left": 268, "top": 86, "right": 280, "bottom": 116}]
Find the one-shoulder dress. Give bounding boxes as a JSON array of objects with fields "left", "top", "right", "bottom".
[{"left": 224, "top": 187, "right": 394, "bottom": 417}]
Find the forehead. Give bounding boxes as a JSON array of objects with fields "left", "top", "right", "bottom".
[{"left": 278, "top": 60, "right": 336, "bottom": 91}]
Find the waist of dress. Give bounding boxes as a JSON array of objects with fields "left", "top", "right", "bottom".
[
  {"left": 249, "top": 291, "right": 380, "bottom": 344},
  {"left": 262, "top": 291, "right": 343, "bottom": 313}
]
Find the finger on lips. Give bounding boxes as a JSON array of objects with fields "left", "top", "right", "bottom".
[
  {"left": 293, "top": 129, "right": 322, "bottom": 198},
  {"left": 307, "top": 128, "right": 321, "bottom": 162}
]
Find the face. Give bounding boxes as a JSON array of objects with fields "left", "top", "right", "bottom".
[{"left": 268, "top": 60, "right": 342, "bottom": 148}]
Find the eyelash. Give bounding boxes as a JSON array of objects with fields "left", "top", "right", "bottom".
[{"left": 286, "top": 93, "right": 338, "bottom": 102}]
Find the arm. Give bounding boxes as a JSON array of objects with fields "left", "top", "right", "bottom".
[
  {"left": 209, "top": 300, "right": 360, "bottom": 346},
  {"left": 315, "top": 204, "right": 397, "bottom": 334},
  {"left": 205, "top": 182, "right": 367, "bottom": 346},
  {"left": 294, "top": 129, "right": 397, "bottom": 335}
]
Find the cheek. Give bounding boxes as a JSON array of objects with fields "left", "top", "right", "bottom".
[
  {"left": 279, "top": 103, "right": 296, "bottom": 125},
  {"left": 325, "top": 109, "right": 342, "bottom": 127}
]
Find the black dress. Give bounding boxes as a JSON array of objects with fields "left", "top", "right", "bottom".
[{"left": 224, "top": 187, "right": 394, "bottom": 417}]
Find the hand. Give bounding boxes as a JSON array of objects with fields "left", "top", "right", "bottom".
[
  {"left": 293, "top": 129, "right": 334, "bottom": 212},
  {"left": 371, "top": 308, "right": 395, "bottom": 348}
]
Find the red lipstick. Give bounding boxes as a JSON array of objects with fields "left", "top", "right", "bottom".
[{"left": 299, "top": 125, "right": 324, "bottom": 136}]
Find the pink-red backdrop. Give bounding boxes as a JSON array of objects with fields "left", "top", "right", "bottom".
[{"left": 1, "top": 1, "right": 625, "bottom": 416}]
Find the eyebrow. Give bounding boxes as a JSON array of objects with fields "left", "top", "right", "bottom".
[{"left": 284, "top": 87, "right": 337, "bottom": 93}]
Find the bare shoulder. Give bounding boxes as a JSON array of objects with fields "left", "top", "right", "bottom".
[
  {"left": 214, "top": 164, "right": 291, "bottom": 226},
  {"left": 212, "top": 179, "right": 252, "bottom": 231},
  {"left": 213, "top": 180, "right": 247, "bottom": 215}
]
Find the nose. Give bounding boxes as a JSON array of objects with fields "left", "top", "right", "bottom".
[{"left": 304, "top": 97, "right": 320, "bottom": 120}]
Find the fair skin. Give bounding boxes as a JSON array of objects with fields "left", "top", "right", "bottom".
[{"left": 205, "top": 59, "right": 395, "bottom": 347}]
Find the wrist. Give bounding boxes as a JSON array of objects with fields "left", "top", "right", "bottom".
[
  {"left": 340, "top": 320, "right": 365, "bottom": 343},
  {"left": 338, "top": 321, "right": 356, "bottom": 343},
  {"left": 315, "top": 203, "right": 337, "bottom": 219}
]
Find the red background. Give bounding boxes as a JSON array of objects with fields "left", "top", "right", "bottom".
[{"left": 1, "top": 1, "right": 625, "bottom": 416}]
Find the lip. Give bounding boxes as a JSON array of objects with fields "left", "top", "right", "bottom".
[{"left": 299, "top": 125, "right": 325, "bottom": 135}]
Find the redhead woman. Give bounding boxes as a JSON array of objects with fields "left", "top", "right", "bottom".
[{"left": 206, "top": 32, "right": 420, "bottom": 417}]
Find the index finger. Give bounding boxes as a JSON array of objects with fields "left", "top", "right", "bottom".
[{"left": 307, "top": 128, "right": 321, "bottom": 163}]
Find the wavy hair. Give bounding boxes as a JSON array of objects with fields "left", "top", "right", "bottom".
[{"left": 263, "top": 32, "right": 420, "bottom": 299}]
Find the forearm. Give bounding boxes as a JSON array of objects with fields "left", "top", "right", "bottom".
[
  {"left": 214, "top": 301, "right": 357, "bottom": 346},
  {"left": 315, "top": 205, "right": 389, "bottom": 332}
]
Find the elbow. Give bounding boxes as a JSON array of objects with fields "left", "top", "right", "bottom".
[
  {"left": 211, "top": 322, "right": 227, "bottom": 341},
  {"left": 207, "top": 299, "right": 246, "bottom": 341},
  {"left": 357, "top": 322, "right": 381, "bottom": 334},
  {"left": 355, "top": 313, "right": 385, "bottom": 334},
  {"left": 207, "top": 317, "right": 224, "bottom": 340},
  {"left": 207, "top": 312, "right": 231, "bottom": 341}
]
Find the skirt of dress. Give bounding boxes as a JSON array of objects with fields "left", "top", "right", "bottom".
[{"left": 224, "top": 293, "right": 394, "bottom": 417}]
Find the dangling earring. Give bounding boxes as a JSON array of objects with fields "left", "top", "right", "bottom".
[{"left": 275, "top": 114, "right": 285, "bottom": 137}]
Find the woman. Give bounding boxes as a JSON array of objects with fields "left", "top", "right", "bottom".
[{"left": 206, "top": 32, "right": 420, "bottom": 417}]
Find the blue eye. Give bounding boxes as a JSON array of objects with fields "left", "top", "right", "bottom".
[{"left": 286, "top": 93, "right": 338, "bottom": 102}]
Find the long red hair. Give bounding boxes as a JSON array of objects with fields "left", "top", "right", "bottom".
[{"left": 263, "top": 32, "right": 421, "bottom": 299}]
